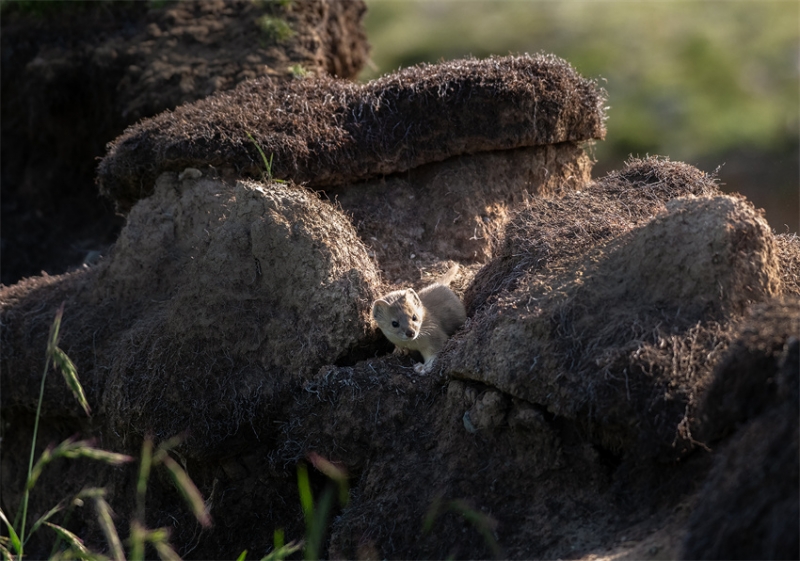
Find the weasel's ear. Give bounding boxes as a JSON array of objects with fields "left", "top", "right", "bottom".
[
  {"left": 406, "top": 289, "right": 422, "bottom": 308},
  {"left": 372, "top": 300, "right": 390, "bottom": 321}
]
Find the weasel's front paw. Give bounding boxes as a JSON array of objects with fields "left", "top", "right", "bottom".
[{"left": 414, "top": 361, "right": 433, "bottom": 374}]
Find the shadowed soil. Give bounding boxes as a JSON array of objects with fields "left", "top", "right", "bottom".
[{"left": 1, "top": 0, "right": 369, "bottom": 285}]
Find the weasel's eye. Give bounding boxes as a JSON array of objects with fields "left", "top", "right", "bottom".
[
  {"left": 412, "top": 315, "right": 418, "bottom": 322},
  {"left": 391, "top": 320, "right": 399, "bottom": 328}
]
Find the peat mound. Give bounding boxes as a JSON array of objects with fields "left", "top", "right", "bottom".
[
  {"left": 97, "top": 53, "right": 606, "bottom": 211},
  {"left": 776, "top": 232, "right": 800, "bottom": 294},
  {"left": 465, "top": 155, "right": 723, "bottom": 311},
  {"left": 684, "top": 297, "right": 799, "bottom": 559},
  {"left": 450, "top": 157, "right": 783, "bottom": 460},
  {"left": 1, "top": 0, "right": 368, "bottom": 284},
  {"left": 2, "top": 48, "right": 799, "bottom": 560},
  {"left": 2, "top": 172, "right": 380, "bottom": 459}
]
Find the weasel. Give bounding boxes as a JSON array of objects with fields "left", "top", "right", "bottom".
[{"left": 372, "top": 265, "right": 466, "bottom": 374}]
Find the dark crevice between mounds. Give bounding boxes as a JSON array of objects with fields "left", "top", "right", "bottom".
[
  {"left": 683, "top": 300, "right": 799, "bottom": 559},
  {"left": 333, "top": 329, "right": 395, "bottom": 367},
  {"left": 695, "top": 297, "right": 800, "bottom": 446},
  {"left": 593, "top": 442, "right": 625, "bottom": 479},
  {"left": 451, "top": 376, "right": 629, "bottom": 488},
  {"left": 681, "top": 299, "right": 799, "bottom": 559},
  {"left": 451, "top": 378, "right": 559, "bottom": 433}
]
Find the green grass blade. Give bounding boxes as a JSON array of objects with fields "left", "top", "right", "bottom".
[
  {"left": 92, "top": 494, "right": 125, "bottom": 561},
  {"left": 235, "top": 550, "right": 248, "bottom": 561},
  {"left": 146, "top": 527, "right": 180, "bottom": 561},
  {"left": 246, "top": 131, "right": 276, "bottom": 181},
  {"left": 30, "top": 438, "right": 93, "bottom": 488},
  {"left": 246, "top": 132, "right": 269, "bottom": 174},
  {"left": 44, "top": 522, "right": 98, "bottom": 560},
  {"left": 305, "top": 487, "right": 334, "bottom": 561},
  {"left": 18, "top": 303, "right": 62, "bottom": 552},
  {"left": 153, "top": 541, "right": 181, "bottom": 561},
  {"left": 52, "top": 346, "right": 91, "bottom": 416},
  {"left": 131, "top": 438, "right": 153, "bottom": 561},
  {"left": 136, "top": 439, "right": 153, "bottom": 520},
  {"left": 29, "top": 439, "right": 132, "bottom": 492},
  {"left": 27, "top": 444, "right": 55, "bottom": 491},
  {"left": 129, "top": 521, "right": 146, "bottom": 561},
  {"left": 307, "top": 452, "right": 348, "bottom": 506},
  {"left": 260, "top": 540, "right": 303, "bottom": 561},
  {"left": 65, "top": 445, "right": 134, "bottom": 466},
  {"left": 152, "top": 435, "right": 183, "bottom": 453},
  {"left": 0, "top": 541, "right": 13, "bottom": 561},
  {"left": 47, "top": 303, "right": 65, "bottom": 357},
  {"left": 296, "top": 463, "right": 314, "bottom": 530},
  {"left": 449, "top": 499, "right": 503, "bottom": 559},
  {"left": 158, "top": 454, "right": 212, "bottom": 528},
  {"left": 27, "top": 502, "right": 65, "bottom": 540},
  {"left": 0, "top": 508, "right": 21, "bottom": 555}
]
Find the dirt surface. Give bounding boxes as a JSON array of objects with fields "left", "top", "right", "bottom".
[
  {"left": 329, "top": 143, "right": 593, "bottom": 285},
  {"left": 2, "top": 171, "right": 382, "bottom": 458},
  {"left": 1, "top": 0, "right": 369, "bottom": 285},
  {"left": 1, "top": 34, "right": 798, "bottom": 561}
]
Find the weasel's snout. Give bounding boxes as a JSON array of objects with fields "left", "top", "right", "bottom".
[{"left": 406, "top": 329, "right": 415, "bottom": 339}]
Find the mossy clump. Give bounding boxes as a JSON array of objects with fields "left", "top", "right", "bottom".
[{"left": 257, "top": 14, "right": 294, "bottom": 43}]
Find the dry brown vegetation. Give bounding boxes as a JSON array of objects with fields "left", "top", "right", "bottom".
[
  {"left": 453, "top": 157, "right": 782, "bottom": 462},
  {"left": 98, "top": 53, "right": 606, "bottom": 211}
]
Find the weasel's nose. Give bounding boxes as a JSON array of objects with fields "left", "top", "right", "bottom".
[{"left": 405, "top": 330, "right": 415, "bottom": 338}]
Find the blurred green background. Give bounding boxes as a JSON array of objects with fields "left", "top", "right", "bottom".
[{"left": 360, "top": 0, "right": 799, "bottom": 233}]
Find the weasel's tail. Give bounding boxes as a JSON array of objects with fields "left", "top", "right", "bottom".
[{"left": 436, "top": 264, "right": 460, "bottom": 287}]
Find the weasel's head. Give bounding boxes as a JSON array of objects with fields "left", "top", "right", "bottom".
[{"left": 372, "top": 289, "right": 424, "bottom": 344}]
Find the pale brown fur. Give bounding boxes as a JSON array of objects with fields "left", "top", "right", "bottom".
[{"left": 372, "top": 265, "right": 466, "bottom": 373}]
